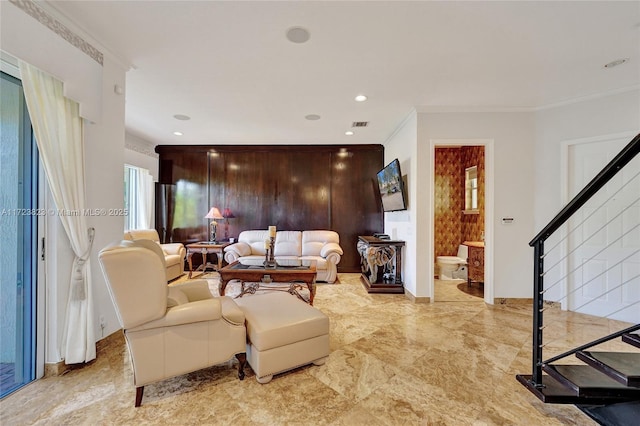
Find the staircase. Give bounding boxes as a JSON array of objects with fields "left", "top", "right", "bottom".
[
  {"left": 516, "top": 134, "right": 640, "bottom": 414},
  {"left": 516, "top": 329, "right": 640, "bottom": 404}
]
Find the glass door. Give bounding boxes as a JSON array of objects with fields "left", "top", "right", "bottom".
[{"left": 1, "top": 71, "right": 38, "bottom": 398}]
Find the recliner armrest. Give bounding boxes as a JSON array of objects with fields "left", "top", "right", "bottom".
[
  {"left": 320, "top": 242, "right": 344, "bottom": 258},
  {"left": 170, "top": 279, "right": 213, "bottom": 301},
  {"left": 219, "top": 296, "right": 245, "bottom": 326},
  {"left": 129, "top": 299, "right": 222, "bottom": 332}
]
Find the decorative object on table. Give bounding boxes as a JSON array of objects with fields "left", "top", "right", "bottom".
[
  {"left": 357, "top": 235, "right": 405, "bottom": 293},
  {"left": 204, "top": 207, "right": 224, "bottom": 242},
  {"left": 222, "top": 208, "right": 235, "bottom": 240},
  {"left": 263, "top": 226, "right": 277, "bottom": 268}
]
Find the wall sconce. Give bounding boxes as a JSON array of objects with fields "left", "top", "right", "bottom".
[
  {"left": 222, "top": 208, "right": 235, "bottom": 240},
  {"left": 204, "top": 207, "right": 224, "bottom": 242}
]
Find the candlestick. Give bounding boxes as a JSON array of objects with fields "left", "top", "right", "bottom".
[{"left": 263, "top": 236, "right": 276, "bottom": 268}]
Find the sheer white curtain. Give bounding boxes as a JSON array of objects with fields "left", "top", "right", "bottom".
[
  {"left": 125, "top": 165, "right": 153, "bottom": 230},
  {"left": 19, "top": 60, "right": 96, "bottom": 364}
]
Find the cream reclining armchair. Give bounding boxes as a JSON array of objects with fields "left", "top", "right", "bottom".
[
  {"left": 98, "top": 240, "right": 247, "bottom": 407},
  {"left": 124, "top": 229, "right": 186, "bottom": 281}
]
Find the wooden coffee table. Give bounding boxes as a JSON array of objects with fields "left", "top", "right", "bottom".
[{"left": 219, "top": 261, "right": 317, "bottom": 305}]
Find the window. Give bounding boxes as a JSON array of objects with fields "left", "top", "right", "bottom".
[
  {"left": 464, "top": 166, "right": 479, "bottom": 214},
  {"left": 0, "top": 71, "right": 38, "bottom": 397},
  {"left": 124, "top": 165, "right": 153, "bottom": 231}
]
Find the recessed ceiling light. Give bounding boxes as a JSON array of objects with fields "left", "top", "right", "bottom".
[
  {"left": 604, "top": 58, "right": 629, "bottom": 68},
  {"left": 305, "top": 114, "right": 321, "bottom": 121},
  {"left": 355, "top": 95, "right": 368, "bottom": 102},
  {"left": 173, "top": 114, "right": 191, "bottom": 120},
  {"left": 345, "top": 131, "right": 354, "bottom": 136},
  {"left": 286, "top": 27, "right": 310, "bottom": 44},
  {"left": 173, "top": 131, "right": 183, "bottom": 136}
]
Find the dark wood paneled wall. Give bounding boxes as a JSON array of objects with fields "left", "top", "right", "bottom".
[{"left": 155, "top": 145, "right": 384, "bottom": 272}]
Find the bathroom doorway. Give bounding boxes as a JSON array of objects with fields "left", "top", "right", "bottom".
[{"left": 430, "top": 139, "right": 494, "bottom": 304}]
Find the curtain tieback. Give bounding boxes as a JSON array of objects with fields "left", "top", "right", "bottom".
[{"left": 71, "top": 227, "right": 96, "bottom": 301}]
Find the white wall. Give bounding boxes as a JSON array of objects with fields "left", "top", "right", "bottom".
[
  {"left": 84, "top": 57, "right": 127, "bottom": 341},
  {"left": 418, "top": 111, "right": 536, "bottom": 299},
  {"left": 533, "top": 89, "right": 640, "bottom": 231},
  {"left": 1, "top": 1, "right": 128, "bottom": 361},
  {"left": 532, "top": 89, "right": 640, "bottom": 302},
  {"left": 125, "top": 132, "right": 159, "bottom": 181},
  {"left": 383, "top": 111, "right": 418, "bottom": 296}
]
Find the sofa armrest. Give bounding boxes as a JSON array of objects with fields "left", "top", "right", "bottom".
[
  {"left": 129, "top": 299, "right": 222, "bottom": 331},
  {"left": 224, "top": 242, "right": 251, "bottom": 263},
  {"left": 320, "top": 242, "right": 344, "bottom": 258},
  {"left": 161, "top": 243, "right": 185, "bottom": 257},
  {"left": 170, "top": 279, "right": 213, "bottom": 301}
]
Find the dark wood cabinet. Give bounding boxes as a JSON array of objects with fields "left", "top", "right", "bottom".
[
  {"left": 357, "top": 236, "right": 405, "bottom": 293},
  {"left": 466, "top": 243, "right": 484, "bottom": 286},
  {"left": 155, "top": 145, "right": 384, "bottom": 272}
]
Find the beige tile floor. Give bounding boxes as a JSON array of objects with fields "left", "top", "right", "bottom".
[{"left": 3, "top": 273, "right": 632, "bottom": 425}]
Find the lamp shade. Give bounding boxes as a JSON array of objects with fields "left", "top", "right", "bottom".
[
  {"left": 204, "top": 207, "right": 224, "bottom": 219},
  {"left": 222, "top": 208, "right": 235, "bottom": 219}
]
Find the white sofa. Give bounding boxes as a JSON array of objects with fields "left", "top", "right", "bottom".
[
  {"left": 223, "top": 230, "right": 343, "bottom": 283},
  {"left": 124, "top": 229, "right": 186, "bottom": 281}
]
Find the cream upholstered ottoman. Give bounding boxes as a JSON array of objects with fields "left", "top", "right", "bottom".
[{"left": 234, "top": 292, "right": 330, "bottom": 383}]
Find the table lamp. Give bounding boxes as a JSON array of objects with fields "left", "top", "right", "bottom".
[{"left": 204, "top": 207, "right": 224, "bottom": 242}]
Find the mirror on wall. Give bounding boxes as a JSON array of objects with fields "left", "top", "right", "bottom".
[{"left": 464, "top": 166, "right": 479, "bottom": 214}]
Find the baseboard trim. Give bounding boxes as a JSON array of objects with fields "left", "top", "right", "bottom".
[
  {"left": 44, "top": 330, "right": 124, "bottom": 378},
  {"left": 495, "top": 298, "right": 533, "bottom": 305},
  {"left": 44, "top": 361, "right": 70, "bottom": 377},
  {"left": 404, "top": 291, "right": 430, "bottom": 304}
]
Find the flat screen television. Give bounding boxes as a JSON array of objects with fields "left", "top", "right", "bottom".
[{"left": 377, "top": 158, "right": 407, "bottom": 212}]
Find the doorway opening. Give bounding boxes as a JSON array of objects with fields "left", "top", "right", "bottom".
[{"left": 429, "top": 139, "right": 494, "bottom": 303}]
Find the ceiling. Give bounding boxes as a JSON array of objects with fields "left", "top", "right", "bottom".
[{"left": 48, "top": 1, "right": 640, "bottom": 146}]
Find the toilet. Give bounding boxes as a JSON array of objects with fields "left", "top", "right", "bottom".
[{"left": 437, "top": 245, "right": 468, "bottom": 280}]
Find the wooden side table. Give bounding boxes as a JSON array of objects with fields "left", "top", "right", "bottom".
[{"left": 186, "top": 242, "right": 230, "bottom": 278}]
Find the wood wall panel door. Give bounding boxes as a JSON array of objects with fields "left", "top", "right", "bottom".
[
  {"left": 210, "top": 152, "right": 270, "bottom": 233},
  {"left": 157, "top": 145, "right": 384, "bottom": 272},
  {"left": 331, "top": 148, "right": 384, "bottom": 271},
  {"left": 269, "top": 150, "right": 331, "bottom": 230}
]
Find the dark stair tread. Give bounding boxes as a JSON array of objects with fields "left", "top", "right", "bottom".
[
  {"left": 622, "top": 332, "right": 640, "bottom": 348},
  {"left": 516, "top": 374, "right": 635, "bottom": 405},
  {"left": 543, "top": 364, "right": 640, "bottom": 399},
  {"left": 577, "top": 351, "right": 640, "bottom": 387}
]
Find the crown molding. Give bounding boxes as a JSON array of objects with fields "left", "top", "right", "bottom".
[
  {"left": 384, "top": 108, "right": 417, "bottom": 145},
  {"left": 532, "top": 85, "right": 640, "bottom": 111},
  {"left": 415, "top": 85, "right": 640, "bottom": 114},
  {"left": 125, "top": 132, "right": 158, "bottom": 158},
  {"left": 10, "top": 0, "right": 103, "bottom": 65},
  {"left": 415, "top": 105, "right": 533, "bottom": 113},
  {"left": 39, "top": 0, "right": 132, "bottom": 71}
]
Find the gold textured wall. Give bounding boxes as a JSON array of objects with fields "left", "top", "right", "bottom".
[
  {"left": 435, "top": 148, "right": 463, "bottom": 259},
  {"left": 462, "top": 146, "right": 485, "bottom": 242},
  {"left": 434, "top": 146, "right": 484, "bottom": 262}
]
